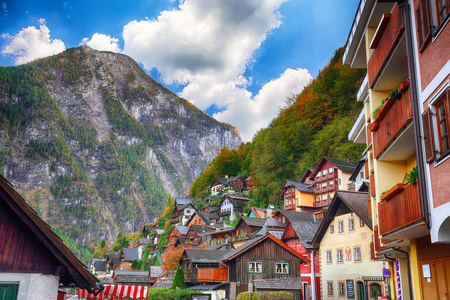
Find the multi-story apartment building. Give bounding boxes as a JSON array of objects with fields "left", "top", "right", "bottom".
[
  {"left": 345, "top": 0, "right": 450, "bottom": 299},
  {"left": 280, "top": 180, "right": 315, "bottom": 212},
  {"left": 303, "top": 157, "right": 356, "bottom": 208}
]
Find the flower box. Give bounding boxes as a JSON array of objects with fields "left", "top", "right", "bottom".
[
  {"left": 370, "top": 120, "right": 380, "bottom": 132},
  {"left": 398, "top": 80, "right": 409, "bottom": 94},
  {"left": 380, "top": 183, "right": 405, "bottom": 202}
]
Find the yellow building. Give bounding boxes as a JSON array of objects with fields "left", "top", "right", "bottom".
[
  {"left": 312, "top": 191, "right": 387, "bottom": 300},
  {"left": 281, "top": 180, "right": 315, "bottom": 212}
]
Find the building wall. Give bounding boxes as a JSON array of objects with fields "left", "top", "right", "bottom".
[
  {"left": 0, "top": 273, "right": 59, "bottom": 300},
  {"left": 299, "top": 192, "right": 315, "bottom": 209},
  {"left": 319, "top": 213, "right": 386, "bottom": 300}
]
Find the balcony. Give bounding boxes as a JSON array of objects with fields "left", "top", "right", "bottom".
[
  {"left": 373, "top": 87, "right": 413, "bottom": 159},
  {"left": 197, "top": 268, "right": 228, "bottom": 282},
  {"left": 284, "top": 192, "right": 295, "bottom": 200},
  {"left": 284, "top": 204, "right": 296, "bottom": 211},
  {"left": 368, "top": 4, "right": 405, "bottom": 89},
  {"left": 378, "top": 182, "right": 423, "bottom": 237}
]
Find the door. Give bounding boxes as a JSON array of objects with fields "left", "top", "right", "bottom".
[
  {"left": 420, "top": 257, "right": 450, "bottom": 300},
  {"left": 303, "top": 282, "right": 308, "bottom": 300},
  {"left": 356, "top": 281, "right": 365, "bottom": 300}
]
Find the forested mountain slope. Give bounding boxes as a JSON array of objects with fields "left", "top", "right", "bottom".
[{"left": 190, "top": 48, "right": 366, "bottom": 205}]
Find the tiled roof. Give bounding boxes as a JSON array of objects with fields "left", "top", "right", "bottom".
[
  {"left": 122, "top": 248, "right": 140, "bottom": 262},
  {"left": 265, "top": 217, "right": 286, "bottom": 228},
  {"left": 183, "top": 249, "right": 230, "bottom": 263},
  {"left": 241, "top": 216, "right": 267, "bottom": 228},
  {"left": 324, "top": 156, "right": 357, "bottom": 173},
  {"left": 254, "top": 278, "right": 303, "bottom": 290},
  {"left": 285, "top": 180, "right": 314, "bottom": 193}
]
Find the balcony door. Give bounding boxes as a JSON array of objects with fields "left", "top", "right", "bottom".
[{"left": 420, "top": 257, "right": 450, "bottom": 300}]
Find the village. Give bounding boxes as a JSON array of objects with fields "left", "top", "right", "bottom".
[{"left": 2, "top": 0, "right": 450, "bottom": 300}]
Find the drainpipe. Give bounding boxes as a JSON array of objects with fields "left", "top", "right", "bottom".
[
  {"left": 398, "top": 0, "right": 431, "bottom": 229},
  {"left": 384, "top": 255, "right": 396, "bottom": 300},
  {"left": 393, "top": 248, "right": 414, "bottom": 300},
  {"left": 311, "top": 250, "right": 317, "bottom": 300}
]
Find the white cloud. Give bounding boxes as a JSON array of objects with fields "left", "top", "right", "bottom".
[
  {"left": 80, "top": 33, "right": 121, "bottom": 53},
  {"left": 1, "top": 19, "right": 65, "bottom": 65},
  {"left": 123, "top": 0, "right": 288, "bottom": 110},
  {"left": 213, "top": 68, "right": 312, "bottom": 142}
]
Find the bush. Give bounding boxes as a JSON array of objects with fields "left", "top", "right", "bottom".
[
  {"left": 147, "top": 288, "right": 201, "bottom": 300},
  {"left": 236, "top": 291, "right": 293, "bottom": 300}
]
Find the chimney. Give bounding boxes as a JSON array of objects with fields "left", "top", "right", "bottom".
[
  {"left": 225, "top": 175, "right": 228, "bottom": 179},
  {"left": 267, "top": 204, "right": 274, "bottom": 217}
]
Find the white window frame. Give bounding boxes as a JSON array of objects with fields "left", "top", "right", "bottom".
[
  {"left": 338, "top": 282, "right": 345, "bottom": 296},
  {"left": 349, "top": 219, "right": 354, "bottom": 231},
  {"left": 354, "top": 247, "right": 361, "bottom": 261},
  {"left": 275, "top": 262, "right": 289, "bottom": 274},
  {"left": 326, "top": 251, "right": 332, "bottom": 263},
  {"left": 327, "top": 282, "right": 333, "bottom": 295},
  {"left": 337, "top": 249, "right": 343, "bottom": 262},
  {"left": 249, "top": 261, "right": 262, "bottom": 273},
  {"left": 338, "top": 221, "right": 344, "bottom": 233}
]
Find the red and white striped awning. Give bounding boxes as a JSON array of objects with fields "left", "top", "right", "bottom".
[{"left": 77, "top": 285, "right": 148, "bottom": 299}]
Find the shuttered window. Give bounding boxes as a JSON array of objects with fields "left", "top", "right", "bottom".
[
  {"left": 416, "top": 0, "right": 432, "bottom": 52},
  {"left": 0, "top": 283, "right": 19, "bottom": 300},
  {"left": 422, "top": 107, "right": 436, "bottom": 163},
  {"left": 436, "top": 91, "right": 450, "bottom": 156}
]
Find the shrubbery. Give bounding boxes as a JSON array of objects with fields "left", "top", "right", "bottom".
[{"left": 147, "top": 288, "right": 201, "bottom": 300}]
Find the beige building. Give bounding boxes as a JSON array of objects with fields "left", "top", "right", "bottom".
[{"left": 313, "top": 190, "right": 387, "bottom": 300}]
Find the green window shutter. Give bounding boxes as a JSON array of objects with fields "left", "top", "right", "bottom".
[{"left": 0, "top": 283, "right": 19, "bottom": 300}]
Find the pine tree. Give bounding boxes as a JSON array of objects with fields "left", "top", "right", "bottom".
[{"left": 171, "top": 266, "right": 185, "bottom": 290}]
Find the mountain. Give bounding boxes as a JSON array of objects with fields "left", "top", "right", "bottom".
[
  {"left": 0, "top": 46, "right": 241, "bottom": 245},
  {"left": 190, "top": 48, "right": 366, "bottom": 205}
]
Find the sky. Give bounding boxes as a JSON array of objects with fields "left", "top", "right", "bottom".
[{"left": 0, "top": 0, "right": 359, "bottom": 142}]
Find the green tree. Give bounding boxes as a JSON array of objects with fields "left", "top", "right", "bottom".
[{"left": 171, "top": 266, "right": 185, "bottom": 290}]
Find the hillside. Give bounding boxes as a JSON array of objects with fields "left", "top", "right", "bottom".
[
  {"left": 190, "top": 48, "right": 366, "bottom": 205},
  {"left": 0, "top": 46, "right": 241, "bottom": 245}
]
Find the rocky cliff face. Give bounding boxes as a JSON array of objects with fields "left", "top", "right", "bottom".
[{"left": 0, "top": 46, "right": 241, "bottom": 244}]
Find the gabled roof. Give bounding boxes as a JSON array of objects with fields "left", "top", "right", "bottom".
[
  {"left": 175, "top": 197, "right": 195, "bottom": 205},
  {"left": 93, "top": 260, "right": 107, "bottom": 272},
  {"left": 182, "top": 249, "right": 230, "bottom": 263},
  {"left": 222, "top": 234, "right": 309, "bottom": 264},
  {"left": 155, "top": 228, "right": 164, "bottom": 235},
  {"left": 276, "top": 210, "right": 317, "bottom": 224},
  {"left": 237, "top": 216, "right": 268, "bottom": 228},
  {"left": 254, "top": 278, "right": 303, "bottom": 290},
  {"left": 227, "top": 174, "right": 248, "bottom": 183},
  {"left": 177, "top": 202, "right": 195, "bottom": 211},
  {"left": 284, "top": 180, "right": 314, "bottom": 193},
  {"left": 264, "top": 217, "right": 286, "bottom": 228},
  {"left": 174, "top": 225, "right": 190, "bottom": 236},
  {"left": 324, "top": 156, "right": 357, "bottom": 173},
  {"left": 149, "top": 266, "right": 164, "bottom": 279},
  {"left": 190, "top": 224, "right": 216, "bottom": 235},
  {"left": 300, "top": 167, "right": 315, "bottom": 183},
  {"left": 220, "top": 195, "right": 251, "bottom": 207},
  {"left": 312, "top": 190, "right": 370, "bottom": 247},
  {"left": 122, "top": 248, "right": 140, "bottom": 262},
  {"left": 286, "top": 212, "right": 322, "bottom": 250},
  {"left": 211, "top": 177, "right": 232, "bottom": 187},
  {"left": 349, "top": 155, "right": 367, "bottom": 181},
  {"left": 0, "top": 175, "right": 99, "bottom": 292}
]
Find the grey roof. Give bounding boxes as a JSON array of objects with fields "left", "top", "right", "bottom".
[
  {"left": 300, "top": 167, "right": 315, "bottom": 182},
  {"left": 155, "top": 229, "right": 164, "bottom": 235},
  {"left": 278, "top": 210, "right": 316, "bottom": 223},
  {"left": 197, "top": 212, "right": 220, "bottom": 225},
  {"left": 226, "top": 195, "right": 251, "bottom": 201},
  {"left": 175, "top": 197, "right": 195, "bottom": 205},
  {"left": 139, "top": 238, "right": 151, "bottom": 245},
  {"left": 349, "top": 155, "right": 367, "bottom": 181},
  {"left": 254, "top": 278, "right": 303, "bottom": 290},
  {"left": 204, "top": 226, "right": 235, "bottom": 236},
  {"left": 122, "top": 247, "right": 140, "bottom": 262},
  {"left": 324, "top": 156, "right": 357, "bottom": 173},
  {"left": 152, "top": 282, "right": 173, "bottom": 289},
  {"left": 149, "top": 266, "right": 164, "bottom": 278},
  {"left": 106, "top": 252, "right": 120, "bottom": 266},
  {"left": 265, "top": 217, "right": 286, "bottom": 228},
  {"left": 114, "top": 270, "right": 149, "bottom": 276},
  {"left": 188, "top": 283, "right": 227, "bottom": 290},
  {"left": 183, "top": 249, "right": 230, "bottom": 263},
  {"left": 114, "top": 270, "right": 151, "bottom": 284},
  {"left": 285, "top": 180, "right": 314, "bottom": 193},
  {"left": 175, "top": 225, "right": 190, "bottom": 236},
  {"left": 241, "top": 216, "right": 267, "bottom": 228},
  {"left": 177, "top": 202, "right": 195, "bottom": 210},
  {"left": 191, "top": 224, "right": 215, "bottom": 235},
  {"left": 227, "top": 174, "right": 247, "bottom": 183},
  {"left": 290, "top": 217, "right": 322, "bottom": 250},
  {"left": 222, "top": 235, "right": 267, "bottom": 260},
  {"left": 94, "top": 260, "right": 107, "bottom": 272}
]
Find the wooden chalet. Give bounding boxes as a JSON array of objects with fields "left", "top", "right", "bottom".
[
  {"left": 219, "top": 195, "right": 251, "bottom": 220},
  {"left": 171, "top": 198, "right": 196, "bottom": 225},
  {"left": 168, "top": 225, "right": 189, "bottom": 247},
  {"left": 300, "top": 168, "right": 315, "bottom": 186},
  {"left": 245, "top": 176, "right": 256, "bottom": 191},
  {"left": 227, "top": 174, "right": 248, "bottom": 194},
  {"left": 186, "top": 211, "right": 220, "bottom": 227},
  {"left": 185, "top": 224, "right": 216, "bottom": 247},
  {"left": 223, "top": 234, "right": 309, "bottom": 300},
  {"left": 0, "top": 174, "right": 100, "bottom": 298},
  {"left": 179, "top": 249, "right": 230, "bottom": 285},
  {"left": 280, "top": 180, "right": 315, "bottom": 212},
  {"left": 204, "top": 227, "right": 235, "bottom": 245},
  {"left": 197, "top": 205, "right": 219, "bottom": 214},
  {"left": 208, "top": 177, "right": 233, "bottom": 196},
  {"left": 234, "top": 216, "right": 267, "bottom": 239}
]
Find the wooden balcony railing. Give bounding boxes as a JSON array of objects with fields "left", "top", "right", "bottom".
[
  {"left": 378, "top": 182, "right": 422, "bottom": 236},
  {"left": 184, "top": 270, "right": 192, "bottom": 282},
  {"left": 373, "top": 87, "right": 412, "bottom": 158},
  {"left": 369, "top": 170, "right": 375, "bottom": 197},
  {"left": 368, "top": 197, "right": 372, "bottom": 218},
  {"left": 284, "top": 204, "right": 296, "bottom": 211},
  {"left": 368, "top": 4, "right": 405, "bottom": 88},
  {"left": 197, "top": 268, "right": 228, "bottom": 282}
]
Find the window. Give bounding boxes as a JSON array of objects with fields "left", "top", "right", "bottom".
[
  {"left": 327, "top": 282, "right": 334, "bottom": 295},
  {"left": 436, "top": 97, "right": 450, "bottom": 154},
  {"left": 337, "top": 249, "right": 343, "bottom": 262},
  {"left": 275, "top": 262, "right": 289, "bottom": 274},
  {"left": 349, "top": 219, "right": 354, "bottom": 231},
  {"left": 338, "top": 221, "right": 344, "bottom": 233},
  {"left": 354, "top": 247, "right": 361, "bottom": 261},
  {"left": 316, "top": 195, "right": 321, "bottom": 202},
  {"left": 328, "top": 167, "right": 334, "bottom": 174},
  {"left": 337, "top": 178, "right": 341, "bottom": 186},
  {"left": 326, "top": 251, "right": 332, "bottom": 263},
  {"left": 329, "top": 179, "right": 334, "bottom": 186},
  {"left": 338, "top": 282, "right": 345, "bottom": 296},
  {"left": 360, "top": 219, "right": 365, "bottom": 227},
  {"left": 330, "top": 225, "right": 334, "bottom": 233},
  {"left": 0, "top": 283, "right": 19, "bottom": 299},
  {"left": 316, "top": 183, "right": 320, "bottom": 190},
  {"left": 249, "top": 261, "right": 262, "bottom": 273},
  {"left": 435, "top": 0, "right": 450, "bottom": 26}
]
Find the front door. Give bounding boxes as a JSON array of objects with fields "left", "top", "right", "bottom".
[
  {"left": 356, "top": 281, "right": 365, "bottom": 300},
  {"left": 420, "top": 257, "right": 450, "bottom": 300}
]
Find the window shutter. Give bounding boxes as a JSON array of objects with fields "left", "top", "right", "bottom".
[
  {"left": 422, "top": 107, "right": 435, "bottom": 163},
  {"left": 416, "top": 0, "right": 432, "bottom": 53}
]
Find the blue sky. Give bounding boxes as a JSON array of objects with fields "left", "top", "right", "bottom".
[{"left": 0, "top": 0, "right": 359, "bottom": 141}]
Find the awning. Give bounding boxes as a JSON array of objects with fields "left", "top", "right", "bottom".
[{"left": 77, "top": 285, "right": 148, "bottom": 299}]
